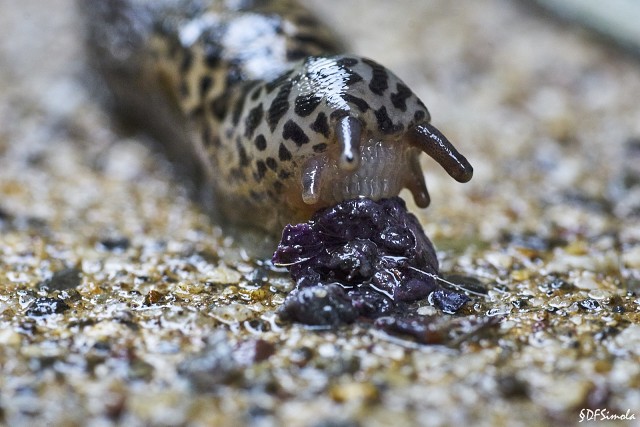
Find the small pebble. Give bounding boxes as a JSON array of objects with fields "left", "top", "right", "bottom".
[
  {"left": 98, "top": 236, "right": 131, "bottom": 251},
  {"left": 279, "top": 285, "right": 357, "bottom": 326},
  {"left": 40, "top": 267, "right": 82, "bottom": 291},
  {"left": 26, "top": 297, "right": 70, "bottom": 317},
  {"left": 578, "top": 299, "right": 600, "bottom": 311},
  {"left": 430, "top": 289, "right": 470, "bottom": 314}
]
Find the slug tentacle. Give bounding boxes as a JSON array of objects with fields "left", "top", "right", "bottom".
[
  {"left": 81, "top": 0, "right": 474, "bottom": 234},
  {"left": 301, "top": 156, "right": 324, "bottom": 205},
  {"left": 336, "top": 116, "right": 361, "bottom": 172},
  {"left": 406, "top": 156, "right": 431, "bottom": 208},
  {"left": 409, "top": 123, "right": 474, "bottom": 183}
]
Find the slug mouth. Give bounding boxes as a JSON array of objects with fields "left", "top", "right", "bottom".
[
  {"left": 299, "top": 117, "right": 474, "bottom": 210},
  {"left": 301, "top": 140, "right": 428, "bottom": 207}
]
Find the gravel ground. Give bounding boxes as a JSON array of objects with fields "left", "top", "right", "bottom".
[{"left": 1, "top": 1, "right": 640, "bottom": 426}]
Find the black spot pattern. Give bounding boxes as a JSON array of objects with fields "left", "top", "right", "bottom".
[
  {"left": 188, "top": 105, "right": 204, "bottom": 118},
  {"left": 375, "top": 106, "right": 400, "bottom": 134},
  {"left": 345, "top": 71, "right": 363, "bottom": 86},
  {"left": 202, "top": 124, "right": 212, "bottom": 147},
  {"left": 167, "top": 40, "right": 179, "bottom": 59},
  {"left": 279, "top": 143, "right": 292, "bottom": 162},
  {"left": 363, "top": 58, "right": 388, "bottom": 95},
  {"left": 229, "top": 167, "right": 246, "bottom": 182},
  {"left": 267, "top": 81, "right": 293, "bottom": 132},
  {"left": 231, "top": 100, "right": 245, "bottom": 126},
  {"left": 226, "top": 63, "right": 244, "bottom": 87},
  {"left": 283, "top": 120, "right": 310, "bottom": 147},
  {"left": 343, "top": 93, "right": 369, "bottom": 112},
  {"left": 265, "top": 70, "right": 293, "bottom": 93},
  {"left": 390, "top": 83, "right": 412, "bottom": 111},
  {"left": 179, "top": 80, "right": 189, "bottom": 98},
  {"left": 244, "top": 103, "right": 263, "bottom": 139},
  {"left": 180, "top": 50, "right": 193, "bottom": 73},
  {"left": 334, "top": 58, "right": 363, "bottom": 85},
  {"left": 414, "top": 110, "right": 426, "bottom": 123},
  {"left": 199, "top": 75, "right": 213, "bottom": 98},
  {"left": 232, "top": 82, "right": 259, "bottom": 126},
  {"left": 330, "top": 109, "right": 350, "bottom": 120},
  {"left": 236, "top": 138, "right": 250, "bottom": 167},
  {"left": 294, "top": 94, "right": 323, "bottom": 117},
  {"left": 210, "top": 95, "right": 229, "bottom": 120},
  {"left": 336, "top": 57, "right": 359, "bottom": 67},
  {"left": 204, "top": 44, "right": 222, "bottom": 68},
  {"left": 266, "top": 157, "right": 278, "bottom": 171},
  {"left": 278, "top": 170, "right": 291, "bottom": 180},
  {"left": 250, "top": 87, "right": 262, "bottom": 101},
  {"left": 310, "top": 112, "right": 329, "bottom": 137},
  {"left": 312, "top": 143, "right": 327, "bottom": 153},
  {"left": 255, "top": 160, "right": 267, "bottom": 181},
  {"left": 287, "top": 48, "right": 310, "bottom": 61},
  {"left": 249, "top": 190, "right": 262, "bottom": 201},
  {"left": 254, "top": 134, "right": 267, "bottom": 151},
  {"left": 295, "top": 15, "right": 320, "bottom": 27}
]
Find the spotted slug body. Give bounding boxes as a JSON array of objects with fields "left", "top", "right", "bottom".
[{"left": 81, "top": 0, "right": 473, "bottom": 234}]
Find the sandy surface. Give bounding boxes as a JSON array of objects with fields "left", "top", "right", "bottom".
[{"left": 1, "top": 0, "right": 640, "bottom": 426}]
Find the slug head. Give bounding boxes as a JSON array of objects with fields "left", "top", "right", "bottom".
[{"left": 289, "top": 55, "right": 473, "bottom": 212}]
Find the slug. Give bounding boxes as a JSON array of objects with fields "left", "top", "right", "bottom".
[{"left": 80, "top": 0, "right": 473, "bottom": 234}]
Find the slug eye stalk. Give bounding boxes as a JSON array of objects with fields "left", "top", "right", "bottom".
[
  {"left": 408, "top": 123, "right": 474, "bottom": 183},
  {"left": 336, "top": 116, "right": 362, "bottom": 172}
]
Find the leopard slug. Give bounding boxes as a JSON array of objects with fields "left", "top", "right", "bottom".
[{"left": 80, "top": 0, "right": 473, "bottom": 234}]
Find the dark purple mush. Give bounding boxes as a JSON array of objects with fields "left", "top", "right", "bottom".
[{"left": 272, "top": 197, "right": 469, "bottom": 326}]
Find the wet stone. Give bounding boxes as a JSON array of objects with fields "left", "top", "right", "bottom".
[
  {"left": 347, "top": 287, "right": 394, "bottom": 317},
  {"left": 40, "top": 267, "right": 82, "bottom": 291},
  {"left": 497, "top": 374, "right": 530, "bottom": 399},
  {"left": 500, "top": 231, "right": 566, "bottom": 251},
  {"left": 144, "top": 289, "right": 166, "bottom": 306},
  {"left": 98, "top": 236, "right": 130, "bottom": 251},
  {"left": 511, "top": 298, "right": 529, "bottom": 310},
  {"left": 311, "top": 418, "right": 361, "bottom": 427},
  {"left": 611, "top": 305, "right": 625, "bottom": 313},
  {"left": 177, "top": 333, "right": 243, "bottom": 392},
  {"left": 279, "top": 284, "right": 358, "bottom": 326},
  {"left": 234, "top": 339, "right": 276, "bottom": 365},
  {"left": 430, "top": 289, "right": 470, "bottom": 314},
  {"left": 128, "top": 358, "right": 155, "bottom": 381},
  {"left": 16, "top": 320, "right": 38, "bottom": 336},
  {"left": 578, "top": 299, "right": 601, "bottom": 311},
  {"left": 549, "top": 276, "right": 573, "bottom": 290},
  {"left": 539, "top": 275, "right": 574, "bottom": 294},
  {"left": 26, "top": 297, "right": 70, "bottom": 317},
  {"left": 246, "top": 406, "right": 273, "bottom": 422},
  {"left": 177, "top": 334, "right": 277, "bottom": 392},
  {"left": 0, "top": 205, "right": 10, "bottom": 222}
]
